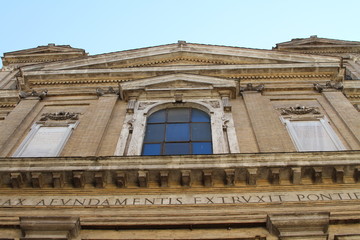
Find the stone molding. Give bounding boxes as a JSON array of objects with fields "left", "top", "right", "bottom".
[
  {"left": 240, "top": 83, "right": 265, "bottom": 93},
  {"left": 266, "top": 212, "right": 329, "bottom": 239},
  {"left": 20, "top": 216, "right": 80, "bottom": 240}
]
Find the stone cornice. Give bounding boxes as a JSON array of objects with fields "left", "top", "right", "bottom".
[
  {"left": 2, "top": 151, "right": 360, "bottom": 171},
  {"left": 20, "top": 43, "right": 340, "bottom": 71},
  {"left": 1, "top": 151, "right": 360, "bottom": 189}
]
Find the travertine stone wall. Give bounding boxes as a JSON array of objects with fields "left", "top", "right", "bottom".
[
  {"left": 242, "top": 92, "right": 295, "bottom": 152},
  {"left": 62, "top": 95, "right": 118, "bottom": 156}
]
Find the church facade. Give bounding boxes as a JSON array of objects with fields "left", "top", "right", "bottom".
[{"left": 0, "top": 36, "right": 360, "bottom": 239}]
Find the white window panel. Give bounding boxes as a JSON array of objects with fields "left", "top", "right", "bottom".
[
  {"left": 284, "top": 118, "right": 345, "bottom": 151},
  {"left": 13, "top": 123, "right": 76, "bottom": 157}
]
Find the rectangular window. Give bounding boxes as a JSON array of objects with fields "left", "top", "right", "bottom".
[
  {"left": 283, "top": 118, "right": 345, "bottom": 151},
  {"left": 13, "top": 123, "right": 76, "bottom": 157}
]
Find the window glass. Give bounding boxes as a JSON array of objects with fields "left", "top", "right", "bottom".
[
  {"left": 167, "top": 108, "right": 190, "bottom": 122},
  {"left": 142, "top": 143, "right": 162, "bottom": 155},
  {"left": 147, "top": 109, "right": 166, "bottom": 123},
  {"left": 192, "top": 142, "right": 212, "bottom": 154},
  {"left": 166, "top": 123, "right": 190, "bottom": 141},
  {"left": 191, "top": 123, "right": 211, "bottom": 141},
  {"left": 165, "top": 143, "right": 190, "bottom": 155},
  {"left": 191, "top": 109, "right": 210, "bottom": 122},
  {"left": 142, "top": 108, "right": 212, "bottom": 155},
  {"left": 144, "top": 124, "right": 165, "bottom": 142}
]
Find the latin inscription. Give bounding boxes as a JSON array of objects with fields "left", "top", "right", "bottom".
[{"left": 1, "top": 190, "right": 360, "bottom": 207}]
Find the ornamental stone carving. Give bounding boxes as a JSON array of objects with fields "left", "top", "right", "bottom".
[
  {"left": 277, "top": 105, "right": 321, "bottom": 115},
  {"left": 96, "top": 86, "right": 119, "bottom": 96},
  {"left": 240, "top": 83, "right": 265, "bottom": 93},
  {"left": 19, "top": 89, "right": 48, "bottom": 100},
  {"left": 39, "top": 112, "right": 79, "bottom": 121},
  {"left": 314, "top": 81, "right": 343, "bottom": 93}
]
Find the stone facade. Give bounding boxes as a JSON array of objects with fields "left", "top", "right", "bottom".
[{"left": 0, "top": 36, "right": 360, "bottom": 239}]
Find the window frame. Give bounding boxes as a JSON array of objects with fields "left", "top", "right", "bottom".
[{"left": 13, "top": 122, "right": 77, "bottom": 157}]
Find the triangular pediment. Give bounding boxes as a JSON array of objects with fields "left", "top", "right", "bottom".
[
  {"left": 120, "top": 73, "right": 237, "bottom": 99},
  {"left": 276, "top": 36, "right": 360, "bottom": 47},
  {"left": 22, "top": 42, "right": 340, "bottom": 71},
  {"left": 121, "top": 73, "right": 236, "bottom": 90},
  {"left": 4, "top": 44, "right": 86, "bottom": 56}
]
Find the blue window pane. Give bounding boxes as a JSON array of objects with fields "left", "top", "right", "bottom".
[
  {"left": 166, "top": 123, "right": 190, "bottom": 141},
  {"left": 165, "top": 143, "right": 190, "bottom": 155},
  {"left": 148, "top": 110, "right": 166, "bottom": 123},
  {"left": 144, "top": 124, "right": 165, "bottom": 142},
  {"left": 192, "top": 142, "right": 212, "bottom": 154},
  {"left": 191, "top": 109, "right": 210, "bottom": 122},
  {"left": 191, "top": 123, "right": 212, "bottom": 141},
  {"left": 143, "top": 143, "right": 162, "bottom": 155},
  {"left": 168, "top": 108, "right": 190, "bottom": 122}
]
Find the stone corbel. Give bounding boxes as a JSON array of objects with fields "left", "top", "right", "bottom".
[
  {"left": 20, "top": 216, "right": 80, "bottom": 240},
  {"left": 31, "top": 172, "right": 44, "bottom": 188},
  {"left": 224, "top": 169, "right": 235, "bottom": 186},
  {"left": 354, "top": 167, "right": 360, "bottom": 183},
  {"left": 10, "top": 172, "right": 24, "bottom": 188},
  {"left": 291, "top": 167, "right": 302, "bottom": 185},
  {"left": 314, "top": 81, "right": 343, "bottom": 93},
  {"left": 240, "top": 83, "right": 264, "bottom": 95},
  {"left": 126, "top": 97, "right": 137, "bottom": 113},
  {"left": 138, "top": 171, "right": 148, "bottom": 188},
  {"left": 73, "top": 171, "right": 85, "bottom": 188},
  {"left": 19, "top": 89, "right": 48, "bottom": 100},
  {"left": 94, "top": 172, "right": 106, "bottom": 188},
  {"left": 181, "top": 170, "right": 191, "bottom": 187},
  {"left": 52, "top": 172, "right": 65, "bottom": 188},
  {"left": 269, "top": 168, "right": 280, "bottom": 185},
  {"left": 115, "top": 171, "right": 127, "bottom": 188},
  {"left": 160, "top": 171, "right": 169, "bottom": 187},
  {"left": 221, "top": 95, "right": 231, "bottom": 112},
  {"left": 246, "top": 168, "right": 258, "bottom": 185},
  {"left": 203, "top": 170, "right": 213, "bottom": 187},
  {"left": 333, "top": 166, "right": 344, "bottom": 184},
  {"left": 313, "top": 167, "right": 323, "bottom": 184}
]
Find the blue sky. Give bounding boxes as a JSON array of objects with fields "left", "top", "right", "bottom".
[{"left": 1, "top": 0, "right": 359, "bottom": 67}]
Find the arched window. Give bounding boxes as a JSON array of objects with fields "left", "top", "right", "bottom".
[{"left": 142, "top": 108, "right": 212, "bottom": 155}]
